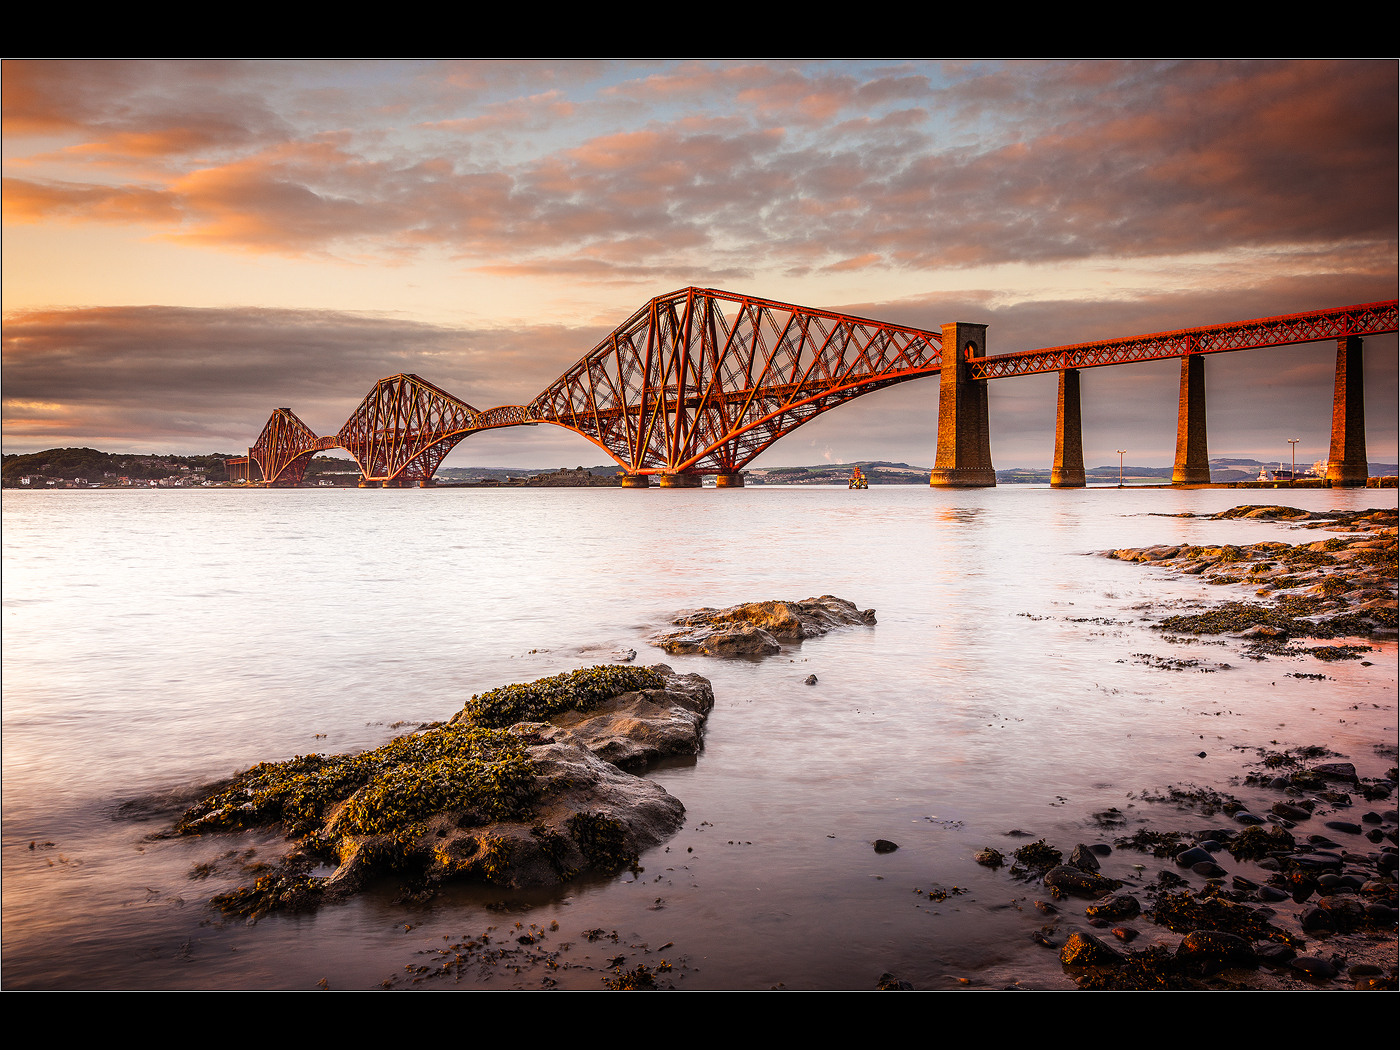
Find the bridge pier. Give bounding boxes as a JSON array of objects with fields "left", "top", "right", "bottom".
[
  {"left": 929, "top": 323, "right": 995, "bottom": 488},
  {"left": 714, "top": 473, "right": 744, "bottom": 488},
  {"left": 658, "top": 472, "right": 703, "bottom": 488},
  {"left": 1172, "top": 353, "right": 1211, "bottom": 484},
  {"left": 1051, "top": 368, "right": 1086, "bottom": 488},
  {"left": 620, "top": 474, "right": 652, "bottom": 488},
  {"left": 1326, "top": 336, "right": 1367, "bottom": 487}
]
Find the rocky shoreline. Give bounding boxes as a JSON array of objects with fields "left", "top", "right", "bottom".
[{"left": 993, "top": 505, "right": 1399, "bottom": 989}]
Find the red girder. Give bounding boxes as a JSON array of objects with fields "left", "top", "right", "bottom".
[
  {"left": 970, "top": 300, "right": 1398, "bottom": 380},
  {"left": 527, "top": 287, "right": 944, "bottom": 474},
  {"left": 336, "top": 374, "right": 482, "bottom": 481},
  {"left": 250, "top": 408, "right": 320, "bottom": 486}
]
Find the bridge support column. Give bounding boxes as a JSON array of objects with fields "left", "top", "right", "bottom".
[
  {"left": 1051, "top": 368, "right": 1086, "bottom": 488},
  {"left": 620, "top": 474, "right": 652, "bottom": 488},
  {"left": 658, "top": 472, "right": 702, "bottom": 488},
  {"left": 929, "top": 322, "right": 995, "bottom": 488},
  {"left": 714, "top": 473, "right": 744, "bottom": 488},
  {"left": 1326, "top": 336, "right": 1367, "bottom": 487},
  {"left": 1172, "top": 354, "right": 1210, "bottom": 484},
  {"left": 418, "top": 478, "right": 436, "bottom": 488}
]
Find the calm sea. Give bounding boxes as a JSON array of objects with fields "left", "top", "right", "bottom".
[{"left": 3, "top": 485, "right": 1395, "bottom": 989}]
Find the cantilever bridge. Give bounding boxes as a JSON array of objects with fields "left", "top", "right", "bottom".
[{"left": 235, "top": 287, "right": 1397, "bottom": 489}]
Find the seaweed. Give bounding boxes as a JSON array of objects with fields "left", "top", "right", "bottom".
[
  {"left": 460, "top": 666, "right": 666, "bottom": 728},
  {"left": 1149, "top": 890, "right": 1300, "bottom": 946},
  {"left": 1114, "top": 828, "right": 1189, "bottom": 858},
  {"left": 1011, "top": 839, "right": 1062, "bottom": 876},
  {"left": 1076, "top": 946, "right": 1207, "bottom": 991},
  {"left": 568, "top": 812, "right": 641, "bottom": 875}
]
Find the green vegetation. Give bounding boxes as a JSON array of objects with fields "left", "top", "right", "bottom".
[{"left": 460, "top": 666, "right": 664, "bottom": 728}]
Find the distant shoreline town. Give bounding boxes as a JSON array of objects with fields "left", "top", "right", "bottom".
[{"left": 3, "top": 447, "right": 1396, "bottom": 490}]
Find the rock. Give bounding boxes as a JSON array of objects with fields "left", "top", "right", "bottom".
[
  {"left": 1176, "top": 930, "right": 1258, "bottom": 974},
  {"left": 1312, "top": 762, "right": 1358, "bottom": 783},
  {"left": 1059, "top": 931, "right": 1123, "bottom": 967},
  {"left": 875, "top": 972, "right": 913, "bottom": 990},
  {"left": 528, "top": 666, "right": 715, "bottom": 770},
  {"left": 873, "top": 839, "right": 899, "bottom": 853},
  {"left": 182, "top": 665, "right": 714, "bottom": 911},
  {"left": 1174, "top": 846, "right": 1216, "bottom": 868},
  {"left": 329, "top": 737, "right": 686, "bottom": 895},
  {"left": 1085, "top": 893, "right": 1141, "bottom": 920},
  {"left": 1069, "top": 844, "right": 1101, "bottom": 871},
  {"left": 1254, "top": 941, "right": 1296, "bottom": 964},
  {"left": 974, "top": 847, "right": 1005, "bottom": 868},
  {"left": 804, "top": 674, "right": 818, "bottom": 685},
  {"left": 656, "top": 625, "right": 780, "bottom": 656},
  {"left": 1191, "top": 861, "right": 1228, "bottom": 878},
  {"left": 654, "top": 596, "right": 875, "bottom": 655},
  {"left": 1289, "top": 956, "right": 1338, "bottom": 979},
  {"left": 1043, "top": 865, "right": 1122, "bottom": 898}
]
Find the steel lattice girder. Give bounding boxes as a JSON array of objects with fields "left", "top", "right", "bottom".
[
  {"left": 250, "top": 408, "right": 320, "bottom": 485},
  {"left": 527, "top": 287, "right": 945, "bottom": 473},
  {"left": 970, "top": 301, "right": 1399, "bottom": 380},
  {"left": 336, "top": 374, "right": 481, "bottom": 481}
]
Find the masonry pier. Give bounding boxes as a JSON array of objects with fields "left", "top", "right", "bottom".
[
  {"left": 1326, "top": 336, "right": 1368, "bottom": 487},
  {"left": 714, "top": 473, "right": 744, "bottom": 488},
  {"left": 1172, "top": 353, "right": 1210, "bottom": 484},
  {"left": 1051, "top": 368, "right": 1086, "bottom": 488},
  {"left": 658, "top": 473, "right": 702, "bottom": 488},
  {"left": 929, "top": 322, "right": 996, "bottom": 488}
]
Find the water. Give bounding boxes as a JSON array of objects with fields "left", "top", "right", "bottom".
[{"left": 3, "top": 485, "right": 1395, "bottom": 989}]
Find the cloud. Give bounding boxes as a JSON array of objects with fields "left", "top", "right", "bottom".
[
  {"left": 4, "top": 61, "right": 1395, "bottom": 283},
  {"left": 0, "top": 305, "right": 610, "bottom": 454}
]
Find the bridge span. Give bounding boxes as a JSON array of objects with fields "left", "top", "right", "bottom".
[{"left": 236, "top": 289, "right": 1397, "bottom": 489}]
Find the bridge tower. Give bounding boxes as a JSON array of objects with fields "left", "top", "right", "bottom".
[
  {"left": 1172, "top": 352, "right": 1210, "bottom": 484},
  {"left": 1050, "top": 368, "right": 1086, "bottom": 487},
  {"left": 1326, "top": 336, "right": 1367, "bottom": 487},
  {"left": 929, "top": 322, "right": 996, "bottom": 488}
]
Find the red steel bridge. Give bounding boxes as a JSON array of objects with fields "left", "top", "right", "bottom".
[{"left": 236, "top": 288, "right": 1397, "bottom": 489}]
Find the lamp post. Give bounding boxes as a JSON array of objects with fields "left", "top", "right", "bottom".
[
  {"left": 1116, "top": 450, "right": 1127, "bottom": 489},
  {"left": 1288, "top": 439, "right": 1299, "bottom": 488}
]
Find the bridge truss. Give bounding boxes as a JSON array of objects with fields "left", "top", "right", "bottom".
[{"left": 528, "top": 287, "right": 945, "bottom": 475}]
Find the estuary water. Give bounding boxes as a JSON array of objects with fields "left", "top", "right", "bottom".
[{"left": 3, "top": 484, "right": 1395, "bottom": 990}]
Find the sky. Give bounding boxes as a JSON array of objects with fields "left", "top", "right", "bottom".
[{"left": 3, "top": 59, "right": 1396, "bottom": 470}]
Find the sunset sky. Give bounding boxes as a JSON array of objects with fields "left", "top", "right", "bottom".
[{"left": 3, "top": 60, "right": 1396, "bottom": 469}]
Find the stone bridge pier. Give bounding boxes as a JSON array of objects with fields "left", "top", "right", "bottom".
[
  {"left": 929, "top": 322, "right": 996, "bottom": 488},
  {"left": 1326, "top": 336, "right": 1368, "bottom": 486}
]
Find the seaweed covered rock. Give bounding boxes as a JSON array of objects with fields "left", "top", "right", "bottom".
[
  {"left": 1059, "top": 932, "right": 1123, "bottom": 967},
  {"left": 179, "top": 665, "right": 711, "bottom": 913},
  {"left": 654, "top": 596, "right": 875, "bottom": 656},
  {"left": 1044, "top": 865, "right": 1123, "bottom": 899}
]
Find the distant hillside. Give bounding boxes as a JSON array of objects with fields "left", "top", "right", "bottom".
[{"left": 2, "top": 447, "right": 237, "bottom": 483}]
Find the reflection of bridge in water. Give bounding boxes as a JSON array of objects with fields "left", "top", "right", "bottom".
[{"left": 232, "top": 288, "right": 1397, "bottom": 489}]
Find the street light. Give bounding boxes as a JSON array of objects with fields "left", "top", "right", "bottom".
[
  {"left": 1288, "top": 439, "right": 1299, "bottom": 488},
  {"left": 1116, "top": 450, "right": 1128, "bottom": 489}
]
